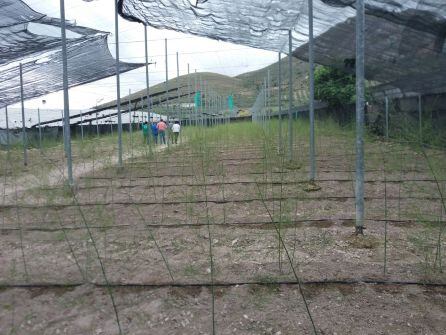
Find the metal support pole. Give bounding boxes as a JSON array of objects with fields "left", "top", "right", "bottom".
[
  {"left": 96, "top": 112, "right": 99, "bottom": 137},
  {"left": 128, "top": 89, "right": 133, "bottom": 157},
  {"left": 60, "top": 0, "right": 73, "bottom": 185},
  {"left": 176, "top": 52, "right": 183, "bottom": 141},
  {"left": 263, "top": 78, "right": 267, "bottom": 126},
  {"left": 144, "top": 25, "right": 150, "bottom": 120},
  {"left": 278, "top": 53, "right": 283, "bottom": 151},
  {"left": 19, "top": 63, "right": 28, "bottom": 166},
  {"left": 165, "top": 38, "right": 170, "bottom": 146},
  {"left": 267, "top": 69, "right": 271, "bottom": 121},
  {"left": 355, "top": 0, "right": 365, "bottom": 235},
  {"left": 129, "top": 90, "right": 133, "bottom": 134},
  {"left": 309, "top": 0, "right": 316, "bottom": 182},
  {"left": 176, "top": 52, "right": 180, "bottom": 122},
  {"left": 61, "top": 110, "right": 65, "bottom": 146},
  {"left": 158, "top": 96, "right": 161, "bottom": 121},
  {"left": 385, "top": 96, "right": 389, "bottom": 139},
  {"left": 38, "top": 107, "right": 42, "bottom": 150},
  {"left": 188, "top": 63, "right": 191, "bottom": 125},
  {"left": 287, "top": 30, "right": 293, "bottom": 161},
  {"left": 200, "top": 76, "right": 204, "bottom": 127},
  {"left": 114, "top": 0, "right": 123, "bottom": 168},
  {"left": 80, "top": 110, "right": 84, "bottom": 140},
  {"left": 418, "top": 94, "right": 422, "bottom": 143},
  {"left": 141, "top": 96, "right": 144, "bottom": 121},
  {"left": 5, "top": 105, "right": 10, "bottom": 154},
  {"left": 165, "top": 38, "right": 169, "bottom": 114}
]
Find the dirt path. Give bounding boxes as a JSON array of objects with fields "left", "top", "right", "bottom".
[{"left": 2, "top": 144, "right": 170, "bottom": 199}]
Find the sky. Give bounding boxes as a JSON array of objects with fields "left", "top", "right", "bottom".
[{"left": 12, "top": 0, "right": 278, "bottom": 111}]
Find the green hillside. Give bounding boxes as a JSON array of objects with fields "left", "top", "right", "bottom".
[
  {"left": 96, "top": 56, "right": 310, "bottom": 115},
  {"left": 236, "top": 55, "right": 310, "bottom": 107}
]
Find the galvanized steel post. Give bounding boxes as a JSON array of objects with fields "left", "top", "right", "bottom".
[
  {"left": 278, "top": 53, "right": 282, "bottom": 151},
  {"left": 19, "top": 63, "right": 28, "bottom": 166},
  {"left": 109, "top": 111, "right": 113, "bottom": 135},
  {"left": 38, "top": 107, "right": 42, "bottom": 150},
  {"left": 5, "top": 105, "right": 10, "bottom": 154},
  {"left": 264, "top": 82, "right": 266, "bottom": 124},
  {"left": 114, "top": 0, "right": 123, "bottom": 168},
  {"left": 355, "top": 0, "right": 365, "bottom": 234},
  {"left": 128, "top": 90, "right": 132, "bottom": 134},
  {"left": 165, "top": 38, "right": 169, "bottom": 114},
  {"left": 80, "top": 110, "right": 84, "bottom": 140},
  {"left": 200, "top": 76, "right": 204, "bottom": 126},
  {"left": 176, "top": 51, "right": 180, "bottom": 123},
  {"left": 418, "top": 94, "right": 422, "bottom": 143},
  {"left": 288, "top": 30, "right": 293, "bottom": 161},
  {"left": 60, "top": 0, "right": 73, "bottom": 185},
  {"left": 96, "top": 112, "right": 99, "bottom": 137},
  {"left": 187, "top": 63, "right": 191, "bottom": 125},
  {"left": 128, "top": 89, "right": 133, "bottom": 156},
  {"left": 61, "top": 110, "right": 65, "bottom": 146},
  {"left": 165, "top": 38, "right": 170, "bottom": 146},
  {"left": 144, "top": 25, "right": 150, "bottom": 120},
  {"left": 309, "top": 0, "right": 316, "bottom": 182},
  {"left": 267, "top": 69, "right": 271, "bottom": 121},
  {"left": 385, "top": 96, "right": 389, "bottom": 139}
]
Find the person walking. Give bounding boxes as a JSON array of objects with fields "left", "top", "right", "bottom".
[
  {"left": 172, "top": 120, "right": 181, "bottom": 144},
  {"left": 151, "top": 121, "right": 158, "bottom": 144},
  {"left": 141, "top": 121, "right": 149, "bottom": 144},
  {"left": 157, "top": 118, "right": 167, "bottom": 145}
]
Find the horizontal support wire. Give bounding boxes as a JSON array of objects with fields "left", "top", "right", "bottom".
[{"left": 1, "top": 279, "right": 446, "bottom": 290}]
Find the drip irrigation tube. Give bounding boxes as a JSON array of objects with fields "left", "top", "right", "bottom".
[{"left": 2, "top": 279, "right": 445, "bottom": 290}]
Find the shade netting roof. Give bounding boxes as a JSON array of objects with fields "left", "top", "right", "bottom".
[
  {"left": 0, "top": 0, "right": 143, "bottom": 108},
  {"left": 119, "top": 0, "right": 446, "bottom": 95}
]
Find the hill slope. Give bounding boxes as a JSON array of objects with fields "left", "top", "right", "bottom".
[{"left": 96, "top": 56, "right": 310, "bottom": 113}]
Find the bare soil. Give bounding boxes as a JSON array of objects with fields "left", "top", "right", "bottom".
[{"left": 0, "top": 132, "right": 445, "bottom": 334}]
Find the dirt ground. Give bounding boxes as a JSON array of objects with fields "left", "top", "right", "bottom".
[{"left": 0, "top": 128, "right": 445, "bottom": 334}]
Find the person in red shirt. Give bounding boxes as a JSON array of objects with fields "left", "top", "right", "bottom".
[{"left": 157, "top": 119, "right": 167, "bottom": 145}]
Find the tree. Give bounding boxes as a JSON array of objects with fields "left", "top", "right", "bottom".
[{"left": 315, "top": 66, "right": 356, "bottom": 109}]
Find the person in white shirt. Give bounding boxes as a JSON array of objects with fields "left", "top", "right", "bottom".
[{"left": 171, "top": 121, "right": 181, "bottom": 144}]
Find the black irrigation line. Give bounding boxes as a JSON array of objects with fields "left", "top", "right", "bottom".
[
  {"left": 157, "top": 146, "right": 443, "bottom": 160},
  {"left": 39, "top": 177, "right": 446, "bottom": 191},
  {"left": 128, "top": 153, "right": 407, "bottom": 166},
  {"left": 78, "top": 168, "right": 435, "bottom": 179},
  {"left": 3, "top": 195, "right": 444, "bottom": 210},
  {"left": 129, "top": 156, "right": 267, "bottom": 163},
  {"left": 1, "top": 279, "right": 446, "bottom": 290},
  {"left": 128, "top": 161, "right": 266, "bottom": 168},
  {"left": 129, "top": 151, "right": 445, "bottom": 167},
  {"left": 2, "top": 217, "right": 444, "bottom": 233}
]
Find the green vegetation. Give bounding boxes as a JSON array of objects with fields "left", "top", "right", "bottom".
[{"left": 315, "top": 66, "right": 356, "bottom": 109}]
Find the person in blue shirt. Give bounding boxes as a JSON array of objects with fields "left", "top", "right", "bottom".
[{"left": 151, "top": 121, "right": 158, "bottom": 144}]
